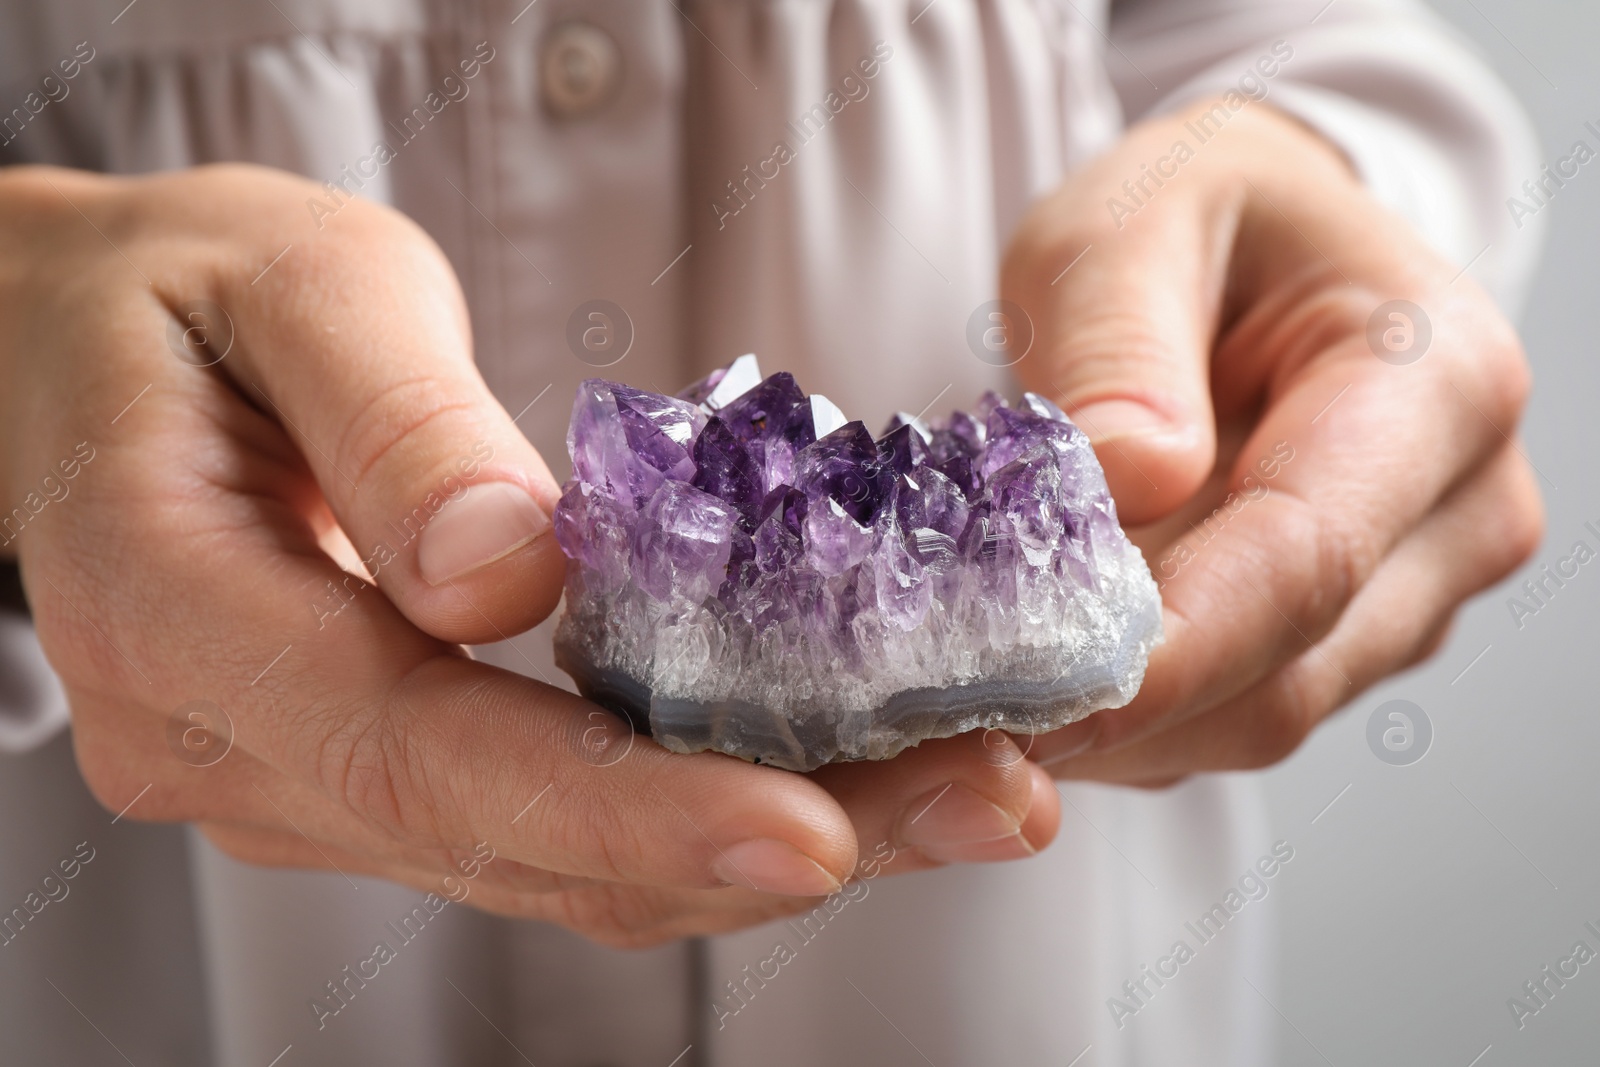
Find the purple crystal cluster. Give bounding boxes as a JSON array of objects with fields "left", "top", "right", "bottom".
[{"left": 553, "top": 355, "right": 1162, "bottom": 771}]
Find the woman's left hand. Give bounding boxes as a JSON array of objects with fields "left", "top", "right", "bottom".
[{"left": 1002, "top": 98, "right": 1543, "bottom": 785}]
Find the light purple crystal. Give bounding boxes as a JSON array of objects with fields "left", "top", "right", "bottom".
[{"left": 554, "top": 356, "right": 1163, "bottom": 771}]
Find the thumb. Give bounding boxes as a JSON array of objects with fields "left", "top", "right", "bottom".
[
  {"left": 216, "top": 202, "right": 564, "bottom": 644},
  {"left": 1001, "top": 162, "right": 1225, "bottom": 524}
]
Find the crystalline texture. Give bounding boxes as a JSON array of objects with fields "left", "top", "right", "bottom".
[{"left": 554, "top": 356, "right": 1164, "bottom": 771}]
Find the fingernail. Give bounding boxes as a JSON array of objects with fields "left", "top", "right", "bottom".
[
  {"left": 898, "top": 783, "right": 1023, "bottom": 854},
  {"left": 1038, "top": 716, "right": 1102, "bottom": 769},
  {"left": 1071, "top": 399, "right": 1173, "bottom": 444},
  {"left": 417, "top": 481, "right": 549, "bottom": 585},
  {"left": 711, "top": 839, "right": 843, "bottom": 897}
]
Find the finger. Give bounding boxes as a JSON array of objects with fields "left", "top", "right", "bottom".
[
  {"left": 494, "top": 745, "right": 1067, "bottom": 944},
  {"left": 1008, "top": 100, "right": 1528, "bottom": 768},
  {"left": 1040, "top": 260, "right": 1528, "bottom": 767},
  {"left": 67, "top": 682, "right": 616, "bottom": 897},
  {"left": 41, "top": 371, "right": 867, "bottom": 899},
  {"left": 1001, "top": 115, "right": 1231, "bottom": 522},
  {"left": 197, "top": 822, "right": 611, "bottom": 926},
  {"left": 199, "top": 820, "right": 430, "bottom": 881},
  {"left": 482, "top": 818, "right": 929, "bottom": 947},
  {"left": 199, "top": 823, "right": 853, "bottom": 949},
  {"left": 349, "top": 656, "right": 862, "bottom": 894},
  {"left": 489, "top": 751, "right": 1070, "bottom": 941},
  {"left": 170, "top": 168, "right": 566, "bottom": 644},
  {"left": 1052, "top": 442, "right": 1542, "bottom": 781},
  {"left": 809, "top": 731, "right": 1057, "bottom": 870},
  {"left": 516, "top": 879, "right": 832, "bottom": 948},
  {"left": 199, "top": 821, "right": 607, "bottom": 897}
]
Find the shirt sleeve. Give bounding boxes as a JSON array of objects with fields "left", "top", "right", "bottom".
[{"left": 1108, "top": 0, "right": 1544, "bottom": 315}]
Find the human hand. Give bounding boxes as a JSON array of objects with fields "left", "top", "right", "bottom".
[
  {"left": 0, "top": 164, "right": 1058, "bottom": 947},
  {"left": 1001, "top": 99, "right": 1543, "bottom": 785}
]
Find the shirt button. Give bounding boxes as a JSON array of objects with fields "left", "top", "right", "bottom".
[{"left": 540, "top": 21, "right": 621, "bottom": 119}]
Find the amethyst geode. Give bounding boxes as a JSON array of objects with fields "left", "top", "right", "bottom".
[{"left": 552, "top": 355, "right": 1162, "bottom": 772}]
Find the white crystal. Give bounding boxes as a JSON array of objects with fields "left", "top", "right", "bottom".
[
  {"left": 701, "top": 353, "right": 764, "bottom": 412},
  {"left": 809, "top": 393, "right": 848, "bottom": 438}
]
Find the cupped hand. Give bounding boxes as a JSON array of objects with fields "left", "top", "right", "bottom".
[
  {"left": 1003, "top": 99, "right": 1544, "bottom": 785},
  {"left": 0, "top": 164, "right": 1058, "bottom": 947}
]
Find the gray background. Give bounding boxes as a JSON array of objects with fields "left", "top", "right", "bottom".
[{"left": 1260, "top": 2, "right": 1600, "bottom": 1064}]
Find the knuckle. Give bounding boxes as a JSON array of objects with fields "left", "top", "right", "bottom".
[
  {"left": 30, "top": 604, "right": 122, "bottom": 695},
  {"left": 1487, "top": 457, "right": 1546, "bottom": 579},
  {"left": 122, "top": 789, "right": 191, "bottom": 823},
  {"left": 73, "top": 729, "right": 199, "bottom": 824},
  {"left": 198, "top": 823, "right": 282, "bottom": 867},
  {"left": 538, "top": 787, "right": 643, "bottom": 885},
  {"left": 197, "top": 824, "right": 255, "bottom": 864},
  {"left": 304, "top": 198, "right": 452, "bottom": 285},
  {"left": 323, "top": 718, "right": 403, "bottom": 831},
  {"left": 928, "top": 729, "right": 1033, "bottom": 788},
  {"left": 654, "top": 897, "right": 814, "bottom": 943},
  {"left": 74, "top": 744, "right": 154, "bottom": 819},
  {"left": 320, "top": 690, "right": 447, "bottom": 846},
  {"left": 1482, "top": 333, "right": 1533, "bottom": 425},
  {"left": 1441, "top": 302, "right": 1531, "bottom": 428},
  {"left": 999, "top": 206, "right": 1077, "bottom": 287},
  {"left": 33, "top": 585, "right": 155, "bottom": 714},
  {"left": 1045, "top": 318, "right": 1195, "bottom": 403},
  {"left": 1259, "top": 488, "right": 1379, "bottom": 634},
  {"left": 1293, "top": 286, "right": 1379, "bottom": 364},
  {"left": 541, "top": 884, "right": 678, "bottom": 949},
  {"left": 1404, "top": 619, "right": 1454, "bottom": 672},
  {"left": 0, "top": 165, "right": 97, "bottom": 231},
  {"left": 333, "top": 374, "right": 481, "bottom": 492},
  {"left": 1314, "top": 517, "right": 1382, "bottom": 620},
  {"left": 1236, "top": 683, "right": 1316, "bottom": 769},
  {"left": 1132, "top": 775, "right": 1188, "bottom": 791},
  {"left": 1502, "top": 490, "right": 1546, "bottom": 570},
  {"left": 230, "top": 188, "right": 457, "bottom": 314}
]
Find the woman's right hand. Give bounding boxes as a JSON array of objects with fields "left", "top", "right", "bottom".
[{"left": 0, "top": 163, "right": 1058, "bottom": 946}]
